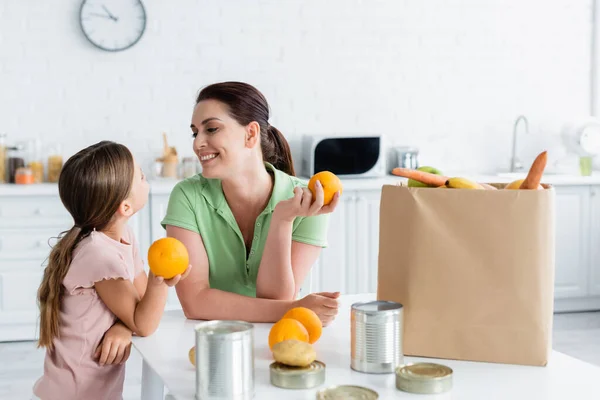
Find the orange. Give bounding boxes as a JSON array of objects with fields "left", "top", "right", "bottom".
[
  {"left": 308, "top": 171, "right": 343, "bottom": 206},
  {"left": 147, "top": 237, "right": 189, "bottom": 279},
  {"left": 282, "top": 307, "right": 323, "bottom": 344},
  {"left": 268, "top": 318, "right": 309, "bottom": 349}
]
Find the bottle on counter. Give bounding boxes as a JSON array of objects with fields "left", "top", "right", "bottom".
[
  {"left": 0, "top": 134, "right": 6, "bottom": 184},
  {"left": 15, "top": 167, "right": 34, "bottom": 185},
  {"left": 7, "top": 143, "right": 26, "bottom": 184},
  {"left": 47, "top": 143, "right": 63, "bottom": 183},
  {"left": 27, "top": 138, "right": 44, "bottom": 183}
]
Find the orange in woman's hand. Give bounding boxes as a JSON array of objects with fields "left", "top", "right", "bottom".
[
  {"left": 268, "top": 318, "right": 309, "bottom": 349},
  {"left": 147, "top": 237, "right": 189, "bottom": 279},
  {"left": 308, "top": 171, "right": 343, "bottom": 205},
  {"left": 282, "top": 307, "right": 323, "bottom": 344}
]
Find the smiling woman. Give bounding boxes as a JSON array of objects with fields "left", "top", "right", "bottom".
[{"left": 160, "top": 82, "right": 343, "bottom": 325}]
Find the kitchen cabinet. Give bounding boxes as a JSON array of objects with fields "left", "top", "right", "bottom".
[
  {"left": 148, "top": 193, "right": 181, "bottom": 310},
  {"left": 553, "top": 186, "right": 590, "bottom": 299},
  {"left": 553, "top": 185, "right": 600, "bottom": 312},
  {"left": 588, "top": 186, "right": 600, "bottom": 298},
  {"left": 3, "top": 177, "right": 600, "bottom": 341},
  {"left": 310, "top": 190, "right": 381, "bottom": 295}
]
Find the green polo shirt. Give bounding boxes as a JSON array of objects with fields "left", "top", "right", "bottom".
[{"left": 160, "top": 162, "right": 329, "bottom": 297}]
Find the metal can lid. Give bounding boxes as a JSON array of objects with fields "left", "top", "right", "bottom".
[
  {"left": 396, "top": 362, "right": 453, "bottom": 394},
  {"left": 194, "top": 321, "right": 253, "bottom": 339},
  {"left": 316, "top": 385, "right": 379, "bottom": 399},
  {"left": 270, "top": 361, "right": 326, "bottom": 390},
  {"left": 351, "top": 300, "right": 403, "bottom": 314}
]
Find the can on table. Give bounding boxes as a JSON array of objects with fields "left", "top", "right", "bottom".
[
  {"left": 269, "top": 361, "right": 326, "bottom": 389},
  {"left": 396, "top": 362, "right": 453, "bottom": 394},
  {"left": 195, "top": 320, "right": 254, "bottom": 400},
  {"left": 350, "top": 300, "right": 404, "bottom": 374}
]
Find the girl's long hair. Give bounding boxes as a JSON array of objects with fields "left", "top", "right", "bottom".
[{"left": 37, "top": 141, "right": 134, "bottom": 351}]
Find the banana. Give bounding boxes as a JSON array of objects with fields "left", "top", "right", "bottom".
[{"left": 445, "top": 177, "right": 485, "bottom": 190}]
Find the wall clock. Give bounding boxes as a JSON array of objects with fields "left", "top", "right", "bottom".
[{"left": 79, "top": 0, "right": 147, "bottom": 52}]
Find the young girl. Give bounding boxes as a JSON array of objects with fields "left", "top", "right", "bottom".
[{"left": 32, "top": 141, "right": 190, "bottom": 400}]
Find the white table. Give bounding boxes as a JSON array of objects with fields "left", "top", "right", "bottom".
[{"left": 132, "top": 293, "right": 600, "bottom": 399}]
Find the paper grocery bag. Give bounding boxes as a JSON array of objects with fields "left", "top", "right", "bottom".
[{"left": 377, "top": 183, "right": 555, "bottom": 366}]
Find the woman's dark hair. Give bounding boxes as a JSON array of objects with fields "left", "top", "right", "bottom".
[
  {"left": 196, "top": 81, "right": 295, "bottom": 176},
  {"left": 37, "top": 141, "right": 134, "bottom": 351}
]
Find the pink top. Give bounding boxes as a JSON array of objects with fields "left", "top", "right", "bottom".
[{"left": 33, "top": 226, "right": 145, "bottom": 400}]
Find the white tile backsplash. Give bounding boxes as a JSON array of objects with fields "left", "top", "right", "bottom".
[{"left": 0, "top": 0, "right": 593, "bottom": 174}]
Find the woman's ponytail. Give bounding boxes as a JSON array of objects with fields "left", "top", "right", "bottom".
[{"left": 266, "top": 125, "right": 295, "bottom": 176}]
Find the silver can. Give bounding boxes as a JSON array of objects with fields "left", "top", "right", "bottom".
[
  {"left": 351, "top": 300, "right": 404, "bottom": 374},
  {"left": 195, "top": 321, "right": 254, "bottom": 400}
]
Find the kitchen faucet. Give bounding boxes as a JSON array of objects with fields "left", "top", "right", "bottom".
[{"left": 510, "top": 115, "right": 529, "bottom": 172}]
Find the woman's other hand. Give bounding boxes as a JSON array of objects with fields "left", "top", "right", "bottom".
[
  {"left": 293, "top": 291, "right": 340, "bottom": 326},
  {"left": 274, "top": 181, "right": 340, "bottom": 223}
]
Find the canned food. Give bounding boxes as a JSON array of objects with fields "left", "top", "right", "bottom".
[
  {"left": 316, "top": 385, "right": 379, "bottom": 399},
  {"left": 269, "top": 361, "right": 325, "bottom": 389},
  {"left": 194, "top": 321, "right": 254, "bottom": 400},
  {"left": 351, "top": 300, "right": 404, "bottom": 374},
  {"left": 396, "top": 362, "right": 453, "bottom": 394}
]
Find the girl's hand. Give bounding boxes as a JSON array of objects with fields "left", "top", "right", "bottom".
[
  {"left": 274, "top": 181, "right": 340, "bottom": 223},
  {"left": 149, "top": 264, "right": 193, "bottom": 287},
  {"left": 94, "top": 321, "right": 132, "bottom": 366}
]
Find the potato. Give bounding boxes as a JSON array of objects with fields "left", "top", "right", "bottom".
[{"left": 272, "top": 339, "right": 316, "bottom": 367}]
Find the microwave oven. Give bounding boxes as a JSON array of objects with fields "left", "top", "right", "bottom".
[{"left": 301, "top": 134, "right": 387, "bottom": 178}]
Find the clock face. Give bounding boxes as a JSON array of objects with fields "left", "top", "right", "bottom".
[{"left": 79, "top": 0, "right": 146, "bottom": 52}]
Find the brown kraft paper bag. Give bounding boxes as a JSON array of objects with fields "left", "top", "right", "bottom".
[{"left": 377, "top": 183, "right": 555, "bottom": 366}]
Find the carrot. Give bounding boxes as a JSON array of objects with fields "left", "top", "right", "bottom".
[
  {"left": 519, "top": 151, "right": 547, "bottom": 189},
  {"left": 391, "top": 167, "right": 448, "bottom": 187}
]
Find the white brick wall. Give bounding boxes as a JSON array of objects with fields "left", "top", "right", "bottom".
[{"left": 0, "top": 0, "right": 592, "bottom": 174}]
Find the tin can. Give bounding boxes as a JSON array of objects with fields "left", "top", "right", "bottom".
[
  {"left": 195, "top": 321, "right": 254, "bottom": 400},
  {"left": 396, "top": 362, "right": 453, "bottom": 394},
  {"left": 351, "top": 300, "right": 403, "bottom": 374},
  {"left": 269, "top": 361, "right": 326, "bottom": 389},
  {"left": 316, "top": 385, "right": 379, "bottom": 399}
]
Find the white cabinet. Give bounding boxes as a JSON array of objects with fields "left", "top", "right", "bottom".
[
  {"left": 553, "top": 185, "right": 600, "bottom": 312},
  {"left": 310, "top": 190, "right": 381, "bottom": 295},
  {"left": 553, "top": 186, "right": 590, "bottom": 299},
  {"left": 4, "top": 179, "right": 600, "bottom": 342},
  {"left": 148, "top": 193, "right": 181, "bottom": 310},
  {"left": 589, "top": 187, "right": 600, "bottom": 297},
  {"left": 0, "top": 194, "right": 72, "bottom": 342}
]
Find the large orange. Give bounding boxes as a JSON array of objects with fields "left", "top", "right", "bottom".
[
  {"left": 268, "top": 318, "right": 309, "bottom": 349},
  {"left": 308, "top": 171, "right": 343, "bottom": 206},
  {"left": 147, "top": 237, "right": 189, "bottom": 279},
  {"left": 283, "top": 307, "right": 323, "bottom": 344}
]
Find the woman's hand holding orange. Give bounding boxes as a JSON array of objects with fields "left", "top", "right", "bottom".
[{"left": 273, "top": 181, "right": 340, "bottom": 223}]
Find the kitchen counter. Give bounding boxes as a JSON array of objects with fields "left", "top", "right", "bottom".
[{"left": 3, "top": 172, "right": 600, "bottom": 196}]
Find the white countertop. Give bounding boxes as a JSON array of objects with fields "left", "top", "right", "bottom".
[
  {"left": 4, "top": 172, "right": 600, "bottom": 196},
  {"left": 132, "top": 293, "right": 600, "bottom": 400}
]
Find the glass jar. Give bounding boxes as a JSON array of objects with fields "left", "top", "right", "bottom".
[
  {"left": 182, "top": 157, "right": 199, "bottom": 178},
  {"left": 15, "top": 167, "right": 34, "bottom": 185},
  {"left": 0, "top": 134, "right": 6, "bottom": 183},
  {"left": 47, "top": 143, "right": 63, "bottom": 183},
  {"left": 27, "top": 138, "right": 44, "bottom": 183},
  {"left": 7, "top": 143, "right": 26, "bottom": 184}
]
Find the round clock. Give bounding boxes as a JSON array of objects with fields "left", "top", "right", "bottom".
[{"left": 79, "top": 0, "right": 147, "bottom": 52}]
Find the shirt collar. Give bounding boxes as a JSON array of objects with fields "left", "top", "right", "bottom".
[{"left": 201, "top": 162, "right": 295, "bottom": 214}]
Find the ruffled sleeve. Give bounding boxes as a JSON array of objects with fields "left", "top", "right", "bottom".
[{"left": 63, "top": 236, "right": 129, "bottom": 294}]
